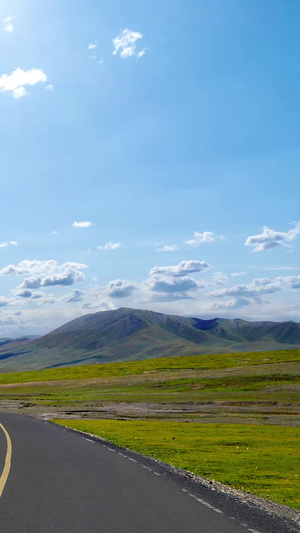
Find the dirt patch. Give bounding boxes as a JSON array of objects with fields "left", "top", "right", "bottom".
[{"left": 1, "top": 399, "right": 299, "bottom": 426}]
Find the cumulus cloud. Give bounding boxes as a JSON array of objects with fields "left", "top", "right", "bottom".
[
  {"left": 149, "top": 260, "right": 211, "bottom": 278},
  {"left": 106, "top": 279, "right": 137, "bottom": 298},
  {"left": 209, "top": 278, "right": 280, "bottom": 301},
  {"left": 113, "top": 29, "right": 145, "bottom": 58},
  {"left": 16, "top": 289, "right": 44, "bottom": 299},
  {"left": 18, "top": 271, "right": 84, "bottom": 290},
  {"left": 72, "top": 221, "right": 93, "bottom": 228},
  {"left": 148, "top": 276, "right": 203, "bottom": 295},
  {"left": 146, "top": 260, "right": 209, "bottom": 301},
  {"left": 156, "top": 245, "right": 179, "bottom": 252},
  {"left": 62, "top": 289, "right": 85, "bottom": 303},
  {"left": 245, "top": 223, "right": 300, "bottom": 252},
  {"left": 88, "top": 43, "right": 97, "bottom": 50},
  {"left": 45, "top": 84, "right": 54, "bottom": 91},
  {"left": 2, "top": 259, "right": 87, "bottom": 296},
  {"left": 42, "top": 271, "right": 84, "bottom": 287},
  {"left": 185, "top": 231, "right": 224, "bottom": 246},
  {"left": 231, "top": 272, "right": 247, "bottom": 277},
  {"left": 18, "top": 276, "right": 42, "bottom": 289},
  {"left": 97, "top": 242, "right": 121, "bottom": 250},
  {"left": 0, "top": 259, "right": 88, "bottom": 277},
  {"left": 208, "top": 274, "right": 300, "bottom": 312},
  {"left": 0, "top": 68, "right": 47, "bottom": 98}
]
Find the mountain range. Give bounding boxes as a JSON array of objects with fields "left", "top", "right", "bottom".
[{"left": 0, "top": 307, "right": 300, "bottom": 372}]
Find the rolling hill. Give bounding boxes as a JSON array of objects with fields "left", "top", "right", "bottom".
[{"left": 0, "top": 307, "right": 300, "bottom": 372}]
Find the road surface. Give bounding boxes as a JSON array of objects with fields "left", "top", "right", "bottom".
[{"left": 0, "top": 413, "right": 296, "bottom": 533}]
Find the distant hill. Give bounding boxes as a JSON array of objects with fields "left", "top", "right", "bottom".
[{"left": 0, "top": 307, "right": 300, "bottom": 372}]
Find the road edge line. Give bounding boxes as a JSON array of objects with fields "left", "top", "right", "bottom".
[{"left": 0, "top": 422, "right": 12, "bottom": 498}]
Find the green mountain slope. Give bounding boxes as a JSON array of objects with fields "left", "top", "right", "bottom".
[{"left": 0, "top": 307, "right": 300, "bottom": 372}]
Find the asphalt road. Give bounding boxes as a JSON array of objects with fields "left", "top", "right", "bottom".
[{"left": 0, "top": 413, "right": 295, "bottom": 533}]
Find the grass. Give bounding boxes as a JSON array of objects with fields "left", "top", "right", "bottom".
[
  {"left": 1, "top": 348, "right": 299, "bottom": 510},
  {"left": 52, "top": 419, "right": 300, "bottom": 510},
  {"left": 0, "top": 348, "right": 299, "bottom": 384},
  {"left": 0, "top": 371, "right": 298, "bottom": 408}
]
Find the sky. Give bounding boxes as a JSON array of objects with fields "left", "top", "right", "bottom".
[{"left": 0, "top": 0, "right": 300, "bottom": 337}]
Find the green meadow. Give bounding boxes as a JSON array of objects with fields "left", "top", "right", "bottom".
[
  {"left": 0, "top": 348, "right": 299, "bottom": 509},
  {"left": 53, "top": 419, "right": 300, "bottom": 510},
  {"left": 0, "top": 348, "right": 298, "bottom": 383}
]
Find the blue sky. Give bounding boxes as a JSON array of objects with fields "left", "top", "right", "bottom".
[{"left": 0, "top": 0, "right": 300, "bottom": 336}]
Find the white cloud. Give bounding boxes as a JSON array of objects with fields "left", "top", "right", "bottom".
[
  {"left": 206, "top": 273, "right": 300, "bottom": 313},
  {"left": 185, "top": 231, "right": 224, "bottom": 245},
  {"left": 88, "top": 43, "right": 97, "bottom": 50},
  {"left": 231, "top": 271, "right": 247, "bottom": 277},
  {"left": 0, "top": 297, "right": 10, "bottom": 307},
  {"left": 13, "top": 87, "right": 27, "bottom": 99},
  {"left": 62, "top": 289, "right": 85, "bottom": 303},
  {"left": 0, "top": 260, "right": 54, "bottom": 276},
  {"left": 0, "top": 259, "right": 88, "bottom": 277},
  {"left": 265, "top": 266, "right": 300, "bottom": 271},
  {"left": 106, "top": 279, "right": 137, "bottom": 298},
  {"left": 16, "top": 289, "right": 44, "bottom": 299},
  {"left": 98, "top": 242, "right": 121, "bottom": 250},
  {"left": 4, "top": 23, "right": 13, "bottom": 32},
  {"left": 17, "top": 276, "right": 41, "bottom": 289},
  {"left": 211, "top": 297, "right": 251, "bottom": 310},
  {"left": 45, "top": 84, "right": 54, "bottom": 91},
  {"left": 147, "top": 275, "right": 203, "bottom": 295},
  {"left": 113, "top": 29, "right": 144, "bottom": 58},
  {"left": 245, "top": 222, "right": 300, "bottom": 252},
  {"left": 208, "top": 274, "right": 300, "bottom": 311},
  {"left": 17, "top": 270, "right": 85, "bottom": 291},
  {"left": 42, "top": 271, "right": 84, "bottom": 287},
  {"left": 156, "top": 245, "right": 179, "bottom": 252},
  {"left": 137, "top": 49, "right": 147, "bottom": 58},
  {"left": 212, "top": 272, "right": 228, "bottom": 285},
  {"left": 146, "top": 260, "right": 210, "bottom": 301},
  {"left": 149, "top": 260, "right": 211, "bottom": 278},
  {"left": 72, "top": 221, "right": 93, "bottom": 228},
  {"left": 3, "top": 16, "right": 15, "bottom": 32},
  {"left": 209, "top": 278, "right": 281, "bottom": 301},
  {"left": 0, "top": 241, "right": 18, "bottom": 249},
  {"left": 0, "top": 68, "right": 47, "bottom": 98}
]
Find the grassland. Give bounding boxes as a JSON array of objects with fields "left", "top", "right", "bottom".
[
  {"left": 53, "top": 419, "right": 300, "bottom": 510},
  {"left": 0, "top": 348, "right": 299, "bottom": 510},
  {"left": 0, "top": 348, "right": 298, "bottom": 384}
]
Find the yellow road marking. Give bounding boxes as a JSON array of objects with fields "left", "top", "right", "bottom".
[{"left": 0, "top": 422, "right": 12, "bottom": 498}]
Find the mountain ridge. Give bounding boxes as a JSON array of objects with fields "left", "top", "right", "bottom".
[{"left": 0, "top": 307, "right": 300, "bottom": 372}]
